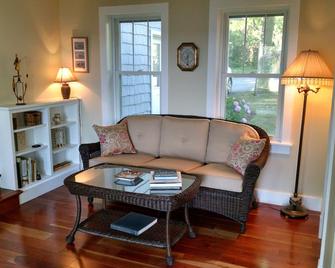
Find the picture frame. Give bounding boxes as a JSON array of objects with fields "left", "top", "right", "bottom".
[
  {"left": 177, "top": 42, "right": 199, "bottom": 71},
  {"left": 72, "top": 37, "right": 89, "bottom": 73}
]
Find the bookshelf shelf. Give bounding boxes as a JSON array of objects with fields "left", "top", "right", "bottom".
[
  {"left": 16, "top": 145, "right": 48, "bottom": 157},
  {"left": 0, "top": 99, "right": 81, "bottom": 204},
  {"left": 13, "top": 124, "right": 47, "bottom": 133},
  {"left": 50, "top": 121, "right": 76, "bottom": 129}
]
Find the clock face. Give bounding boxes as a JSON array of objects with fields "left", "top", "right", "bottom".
[{"left": 177, "top": 43, "right": 198, "bottom": 71}]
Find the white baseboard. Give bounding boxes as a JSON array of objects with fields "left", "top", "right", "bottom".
[{"left": 255, "top": 188, "right": 322, "bottom": 212}]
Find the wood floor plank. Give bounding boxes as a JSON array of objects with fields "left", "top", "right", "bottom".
[
  {"left": 0, "top": 186, "right": 321, "bottom": 268},
  {"left": 0, "top": 221, "right": 52, "bottom": 240}
]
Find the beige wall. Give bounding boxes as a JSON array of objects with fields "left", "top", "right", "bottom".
[
  {"left": 297, "top": 0, "right": 335, "bottom": 197},
  {"left": 0, "top": 0, "right": 61, "bottom": 104},
  {"left": 58, "top": 0, "right": 208, "bottom": 142},
  {"left": 0, "top": 0, "right": 334, "bottom": 203}
]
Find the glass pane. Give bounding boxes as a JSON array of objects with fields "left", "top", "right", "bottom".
[
  {"left": 228, "top": 15, "right": 284, "bottom": 74},
  {"left": 228, "top": 17, "right": 246, "bottom": 73},
  {"left": 120, "top": 22, "right": 133, "bottom": 71},
  {"left": 120, "top": 74, "right": 160, "bottom": 118},
  {"left": 134, "top": 21, "right": 149, "bottom": 71},
  {"left": 244, "top": 16, "right": 264, "bottom": 73},
  {"left": 149, "top": 21, "right": 161, "bottom": 72},
  {"left": 225, "top": 77, "right": 279, "bottom": 135},
  {"left": 259, "top": 15, "right": 284, "bottom": 73}
]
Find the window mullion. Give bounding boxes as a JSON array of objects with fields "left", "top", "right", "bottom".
[{"left": 243, "top": 16, "right": 248, "bottom": 73}]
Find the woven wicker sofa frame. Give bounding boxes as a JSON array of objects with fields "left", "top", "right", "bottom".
[{"left": 79, "top": 115, "right": 270, "bottom": 233}]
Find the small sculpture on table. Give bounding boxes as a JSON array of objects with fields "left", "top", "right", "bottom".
[{"left": 12, "top": 54, "right": 28, "bottom": 105}]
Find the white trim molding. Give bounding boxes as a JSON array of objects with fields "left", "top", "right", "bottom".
[
  {"left": 270, "top": 140, "right": 292, "bottom": 155},
  {"left": 207, "top": 0, "right": 300, "bottom": 143},
  {"left": 255, "top": 188, "right": 322, "bottom": 212},
  {"left": 99, "top": 3, "right": 169, "bottom": 124},
  {"left": 318, "top": 78, "right": 335, "bottom": 268}
]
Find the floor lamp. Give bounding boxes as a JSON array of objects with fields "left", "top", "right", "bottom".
[{"left": 280, "top": 50, "right": 333, "bottom": 219}]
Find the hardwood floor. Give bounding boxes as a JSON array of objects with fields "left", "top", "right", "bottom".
[{"left": 0, "top": 186, "right": 321, "bottom": 268}]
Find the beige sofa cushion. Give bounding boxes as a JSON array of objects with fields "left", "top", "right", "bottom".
[
  {"left": 205, "top": 120, "right": 259, "bottom": 164},
  {"left": 89, "top": 153, "right": 155, "bottom": 167},
  {"left": 159, "top": 116, "right": 210, "bottom": 162},
  {"left": 126, "top": 115, "right": 162, "bottom": 156},
  {"left": 188, "top": 163, "right": 243, "bottom": 192},
  {"left": 142, "top": 157, "right": 203, "bottom": 172}
]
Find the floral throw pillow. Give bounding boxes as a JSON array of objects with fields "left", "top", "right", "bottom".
[
  {"left": 93, "top": 122, "right": 136, "bottom": 156},
  {"left": 226, "top": 137, "right": 266, "bottom": 175}
]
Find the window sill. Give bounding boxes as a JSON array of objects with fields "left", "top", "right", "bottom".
[{"left": 270, "top": 140, "right": 292, "bottom": 155}]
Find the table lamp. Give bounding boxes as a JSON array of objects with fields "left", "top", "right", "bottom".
[
  {"left": 55, "top": 67, "right": 76, "bottom": 99},
  {"left": 281, "top": 50, "right": 333, "bottom": 218}
]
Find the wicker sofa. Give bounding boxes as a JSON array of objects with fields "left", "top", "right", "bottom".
[{"left": 79, "top": 115, "right": 270, "bottom": 232}]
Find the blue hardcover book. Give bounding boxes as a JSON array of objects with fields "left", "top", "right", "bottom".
[{"left": 110, "top": 212, "right": 157, "bottom": 236}]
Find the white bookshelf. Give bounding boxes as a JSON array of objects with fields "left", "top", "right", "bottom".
[{"left": 0, "top": 99, "right": 81, "bottom": 204}]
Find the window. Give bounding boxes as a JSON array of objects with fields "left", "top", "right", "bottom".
[
  {"left": 99, "top": 4, "right": 168, "bottom": 125},
  {"left": 115, "top": 19, "right": 162, "bottom": 118},
  {"left": 222, "top": 14, "right": 286, "bottom": 136}
]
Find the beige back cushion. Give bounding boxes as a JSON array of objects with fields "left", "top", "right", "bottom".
[
  {"left": 159, "top": 116, "right": 210, "bottom": 162},
  {"left": 205, "top": 119, "right": 260, "bottom": 164},
  {"left": 126, "top": 115, "right": 162, "bottom": 156}
]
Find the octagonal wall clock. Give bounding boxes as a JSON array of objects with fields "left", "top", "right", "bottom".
[{"left": 177, "top": 43, "right": 199, "bottom": 71}]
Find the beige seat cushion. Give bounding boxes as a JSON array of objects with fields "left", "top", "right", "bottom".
[
  {"left": 89, "top": 153, "right": 155, "bottom": 167},
  {"left": 187, "top": 163, "right": 243, "bottom": 192},
  {"left": 126, "top": 115, "right": 162, "bottom": 157},
  {"left": 205, "top": 120, "right": 260, "bottom": 164},
  {"left": 159, "top": 116, "right": 210, "bottom": 162},
  {"left": 142, "top": 157, "right": 203, "bottom": 172}
]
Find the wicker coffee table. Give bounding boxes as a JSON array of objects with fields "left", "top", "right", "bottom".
[{"left": 64, "top": 164, "right": 200, "bottom": 266}]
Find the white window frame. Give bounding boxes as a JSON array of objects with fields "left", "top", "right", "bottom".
[
  {"left": 99, "top": 4, "right": 168, "bottom": 124},
  {"left": 207, "top": 0, "right": 300, "bottom": 154}
]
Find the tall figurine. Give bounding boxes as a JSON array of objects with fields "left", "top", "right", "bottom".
[{"left": 12, "top": 54, "right": 28, "bottom": 105}]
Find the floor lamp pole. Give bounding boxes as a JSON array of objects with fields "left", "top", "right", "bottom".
[{"left": 281, "top": 89, "right": 310, "bottom": 219}]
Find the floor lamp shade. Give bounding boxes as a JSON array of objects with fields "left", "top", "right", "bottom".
[
  {"left": 55, "top": 68, "right": 77, "bottom": 99},
  {"left": 280, "top": 50, "right": 333, "bottom": 219},
  {"left": 281, "top": 50, "right": 333, "bottom": 88}
]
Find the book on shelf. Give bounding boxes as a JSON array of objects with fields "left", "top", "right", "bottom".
[
  {"left": 110, "top": 212, "right": 157, "bottom": 236},
  {"left": 53, "top": 161, "right": 71, "bottom": 171},
  {"left": 16, "top": 156, "right": 40, "bottom": 188}
]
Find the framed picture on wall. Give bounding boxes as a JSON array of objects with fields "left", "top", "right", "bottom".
[{"left": 72, "top": 37, "right": 89, "bottom": 73}]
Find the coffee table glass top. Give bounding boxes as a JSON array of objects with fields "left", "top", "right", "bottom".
[{"left": 73, "top": 165, "right": 197, "bottom": 196}]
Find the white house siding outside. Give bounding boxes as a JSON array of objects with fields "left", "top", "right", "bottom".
[{"left": 119, "top": 20, "right": 161, "bottom": 117}]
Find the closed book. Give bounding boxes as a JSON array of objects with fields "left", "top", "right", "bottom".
[
  {"left": 16, "top": 157, "right": 22, "bottom": 188},
  {"left": 27, "top": 158, "right": 33, "bottom": 183},
  {"left": 110, "top": 212, "right": 157, "bottom": 236},
  {"left": 114, "top": 177, "right": 143, "bottom": 186},
  {"left": 150, "top": 189, "right": 181, "bottom": 195},
  {"left": 21, "top": 159, "right": 28, "bottom": 180},
  {"left": 153, "top": 169, "right": 179, "bottom": 180},
  {"left": 115, "top": 170, "right": 142, "bottom": 181},
  {"left": 149, "top": 183, "right": 182, "bottom": 189},
  {"left": 150, "top": 178, "right": 181, "bottom": 184}
]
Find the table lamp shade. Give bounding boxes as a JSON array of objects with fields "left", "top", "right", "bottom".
[
  {"left": 281, "top": 50, "right": 333, "bottom": 87},
  {"left": 55, "top": 68, "right": 76, "bottom": 99},
  {"left": 55, "top": 68, "right": 76, "bottom": 83}
]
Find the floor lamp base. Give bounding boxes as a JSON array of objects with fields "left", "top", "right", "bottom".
[{"left": 280, "top": 196, "right": 308, "bottom": 219}]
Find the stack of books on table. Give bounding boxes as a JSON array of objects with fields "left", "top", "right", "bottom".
[
  {"left": 149, "top": 170, "right": 182, "bottom": 194},
  {"left": 114, "top": 169, "right": 143, "bottom": 186}
]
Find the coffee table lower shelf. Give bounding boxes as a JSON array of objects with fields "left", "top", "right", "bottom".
[{"left": 77, "top": 209, "right": 187, "bottom": 248}]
